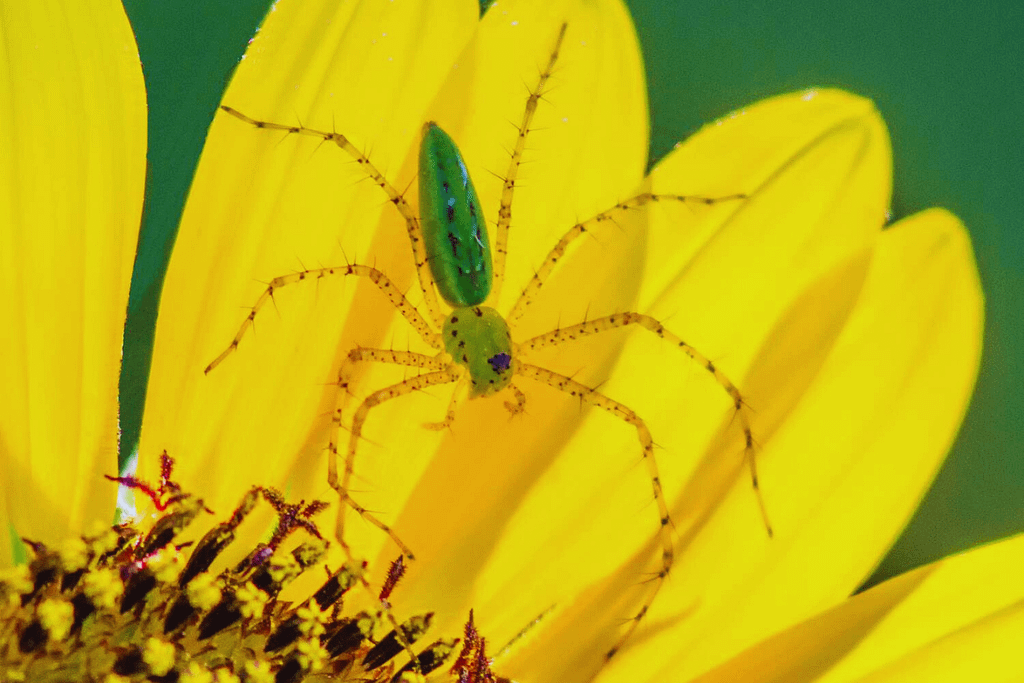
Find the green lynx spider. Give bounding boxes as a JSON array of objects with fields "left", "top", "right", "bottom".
[{"left": 207, "top": 24, "right": 769, "bottom": 662}]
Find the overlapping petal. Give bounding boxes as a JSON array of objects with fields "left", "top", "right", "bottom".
[
  {"left": 138, "top": 0, "right": 478, "bottom": 510},
  {"left": 133, "top": 1, "right": 984, "bottom": 681},
  {"left": 607, "top": 207, "right": 980, "bottom": 682},
  {"left": 691, "top": 528, "right": 1024, "bottom": 683},
  {"left": 0, "top": 1, "right": 145, "bottom": 565},
  {"left": 467, "top": 88, "right": 980, "bottom": 681},
  {"left": 138, "top": 0, "right": 652, "bottom": 618},
  {"left": 478, "top": 89, "right": 890, "bottom": 681},
  {"left": 0, "top": 0, "right": 982, "bottom": 682},
  {"left": 352, "top": 0, "right": 650, "bottom": 626}
]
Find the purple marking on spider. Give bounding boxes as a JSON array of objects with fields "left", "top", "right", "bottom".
[{"left": 488, "top": 352, "right": 512, "bottom": 373}]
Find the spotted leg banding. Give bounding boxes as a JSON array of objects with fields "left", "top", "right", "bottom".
[
  {"left": 507, "top": 191, "right": 745, "bottom": 326},
  {"left": 220, "top": 105, "right": 446, "bottom": 328},
  {"left": 515, "top": 363, "right": 673, "bottom": 661},
  {"left": 422, "top": 379, "right": 467, "bottom": 431},
  {"left": 503, "top": 384, "right": 528, "bottom": 418},
  {"left": 520, "top": 311, "right": 771, "bottom": 536},
  {"left": 490, "top": 23, "right": 568, "bottom": 302},
  {"left": 332, "top": 367, "right": 463, "bottom": 559},
  {"left": 328, "top": 348, "right": 455, "bottom": 559},
  {"left": 205, "top": 263, "right": 442, "bottom": 374}
]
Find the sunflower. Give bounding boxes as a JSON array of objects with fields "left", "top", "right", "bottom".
[{"left": 0, "top": 0, "right": 998, "bottom": 682}]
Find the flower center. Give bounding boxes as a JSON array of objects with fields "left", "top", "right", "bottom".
[{"left": 0, "top": 453, "right": 505, "bottom": 683}]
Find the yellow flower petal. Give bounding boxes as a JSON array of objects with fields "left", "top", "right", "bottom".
[
  {"left": 138, "top": 0, "right": 477, "bottom": 510},
  {"left": 423, "top": 0, "right": 649, "bottom": 318},
  {"left": 0, "top": 1, "right": 145, "bottom": 562},
  {"left": 690, "top": 530, "right": 1024, "bottom": 683},
  {"left": 645, "top": 89, "right": 891, "bottom": 372},
  {"left": 129, "top": 2, "right": 983, "bottom": 683},
  {"left": 340, "top": 0, "right": 650, "bottom": 627},
  {"left": 456, "top": 88, "right": 886, "bottom": 680},
  {"left": 141, "top": 0, "right": 650, "bottom": 609},
  {"left": 594, "top": 209, "right": 980, "bottom": 682},
  {"left": 462, "top": 95, "right": 977, "bottom": 679}
]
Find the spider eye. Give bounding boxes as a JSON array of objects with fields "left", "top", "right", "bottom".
[{"left": 487, "top": 352, "right": 512, "bottom": 373}]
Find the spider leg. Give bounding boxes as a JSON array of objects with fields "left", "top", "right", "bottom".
[
  {"left": 422, "top": 378, "right": 468, "bottom": 431},
  {"left": 516, "top": 362, "right": 672, "bottom": 662},
  {"left": 329, "top": 360, "right": 461, "bottom": 560},
  {"left": 347, "top": 559, "right": 425, "bottom": 676},
  {"left": 220, "top": 105, "right": 445, "bottom": 327},
  {"left": 503, "top": 384, "right": 528, "bottom": 419},
  {"left": 490, "top": 23, "right": 568, "bottom": 302},
  {"left": 205, "top": 263, "right": 442, "bottom": 374},
  {"left": 521, "top": 312, "right": 771, "bottom": 535},
  {"left": 507, "top": 191, "right": 744, "bottom": 325}
]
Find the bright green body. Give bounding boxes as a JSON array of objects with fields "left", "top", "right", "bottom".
[
  {"left": 214, "top": 26, "right": 754, "bottom": 665},
  {"left": 418, "top": 123, "right": 492, "bottom": 308},
  {"left": 442, "top": 306, "right": 514, "bottom": 397},
  {"left": 421, "top": 124, "right": 512, "bottom": 395}
]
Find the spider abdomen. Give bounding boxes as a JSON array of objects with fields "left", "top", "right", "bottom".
[{"left": 419, "top": 123, "right": 491, "bottom": 308}]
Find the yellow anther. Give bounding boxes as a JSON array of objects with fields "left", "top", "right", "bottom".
[
  {"left": 38, "top": 598, "right": 74, "bottom": 641},
  {"left": 149, "top": 547, "right": 185, "bottom": 583},
  {"left": 83, "top": 567, "right": 124, "bottom": 609},
  {"left": 243, "top": 660, "right": 274, "bottom": 683},
  {"left": 180, "top": 661, "right": 213, "bottom": 683},
  {"left": 296, "top": 638, "right": 329, "bottom": 672},
  {"left": 213, "top": 667, "right": 240, "bottom": 683},
  {"left": 297, "top": 601, "right": 329, "bottom": 637},
  {"left": 268, "top": 552, "right": 300, "bottom": 583},
  {"left": 86, "top": 522, "right": 120, "bottom": 555},
  {"left": 0, "top": 564, "right": 32, "bottom": 595},
  {"left": 186, "top": 572, "right": 222, "bottom": 611},
  {"left": 143, "top": 637, "right": 177, "bottom": 676},
  {"left": 236, "top": 582, "right": 268, "bottom": 619},
  {"left": 58, "top": 537, "right": 89, "bottom": 572}
]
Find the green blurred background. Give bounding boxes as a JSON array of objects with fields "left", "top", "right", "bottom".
[{"left": 119, "top": 0, "right": 1023, "bottom": 588}]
